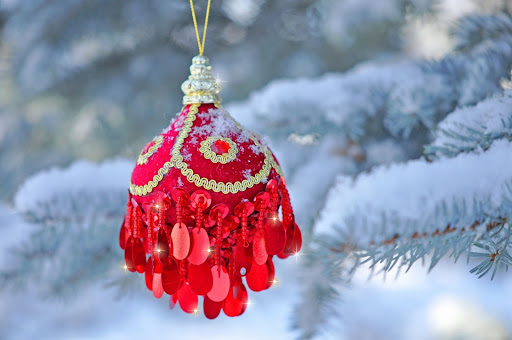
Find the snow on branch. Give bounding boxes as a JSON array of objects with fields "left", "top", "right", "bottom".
[
  {"left": 425, "top": 89, "right": 512, "bottom": 159},
  {"left": 230, "top": 14, "right": 512, "bottom": 141},
  {"left": 316, "top": 138, "right": 512, "bottom": 275},
  {"left": 2, "top": 160, "right": 134, "bottom": 297}
]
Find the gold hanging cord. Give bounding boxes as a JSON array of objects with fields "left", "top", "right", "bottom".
[{"left": 189, "top": 0, "right": 212, "bottom": 56}]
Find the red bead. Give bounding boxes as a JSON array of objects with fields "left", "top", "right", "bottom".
[{"left": 266, "top": 179, "right": 278, "bottom": 193}]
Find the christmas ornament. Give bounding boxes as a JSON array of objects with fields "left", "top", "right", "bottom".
[{"left": 119, "top": 0, "right": 302, "bottom": 319}]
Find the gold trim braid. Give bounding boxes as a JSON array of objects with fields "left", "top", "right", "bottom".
[
  {"left": 199, "top": 136, "right": 238, "bottom": 164},
  {"left": 137, "top": 135, "right": 164, "bottom": 165},
  {"left": 130, "top": 104, "right": 283, "bottom": 196}
]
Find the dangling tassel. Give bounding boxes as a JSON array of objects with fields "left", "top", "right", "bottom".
[
  {"left": 278, "top": 177, "right": 302, "bottom": 256},
  {"left": 120, "top": 200, "right": 132, "bottom": 250},
  {"left": 264, "top": 180, "right": 286, "bottom": 256}
]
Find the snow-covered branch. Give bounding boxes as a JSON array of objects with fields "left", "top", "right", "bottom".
[
  {"left": 426, "top": 89, "right": 512, "bottom": 159},
  {"left": 231, "top": 14, "right": 512, "bottom": 142},
  {"left": 1, "top": 160, "right": 133, "bottom": 297}
]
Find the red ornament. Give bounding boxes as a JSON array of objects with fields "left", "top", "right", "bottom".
[{"left": 119, "top": 55, "right": 302, "bottom": 318}]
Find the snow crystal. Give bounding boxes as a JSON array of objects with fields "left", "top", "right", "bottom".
[
  {"left": 192, "top": 108, "right": 238, "bottom": 137},
  {"left": 176, "top": 177, "right": 183, "bottom": 187},
  {"left": 249, "top": 144, "right": 262, "bottom": 155},
  {"left": 190, "top": 108, "right": 251, "bottom": 144},
  {"left": 242, "top": 169, "right": 252, "bottom": 179},
  {"left": 181, "top": 147, "right": 192, "bottom": 161},
  {"left": 172, "top": 113, "right": 186, "bottom": 132}
]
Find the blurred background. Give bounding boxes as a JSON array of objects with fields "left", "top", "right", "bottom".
[
  {"left": 1, "top": 0, "right": 511, "bottom": 201},
  {"left": 1, "top": 0, "right": 512, "bottom": 339}
]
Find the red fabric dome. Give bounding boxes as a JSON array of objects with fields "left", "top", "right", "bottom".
[{"left": 130, "top": 103, "right": 282, "bottom": 212}]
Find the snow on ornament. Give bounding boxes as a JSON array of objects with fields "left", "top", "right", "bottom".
[{"left": 119, "top": 53, "right": 301, "bottom": 318}]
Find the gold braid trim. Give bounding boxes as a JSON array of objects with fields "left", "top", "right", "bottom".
[
  {"left": 199, "top": 136, "right": 238, "bottom": 164},
  {"left": 137, "top": 135, "right": 164, "bottom": 165},
  {"left": 130, "top": 104, "right": 283, "bottom": 196}
]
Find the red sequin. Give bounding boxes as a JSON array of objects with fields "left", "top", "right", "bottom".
[
  {"left": 207, "top": 265, "right": 230, "bottom": 302},
  {"left": 204, "top": 295, "right": 223, "bottom": 319},
  {"left": 171, "top": 222, "right": 190, "bottom": 260},
  {"left": 178, "top": 283, "right": 198, "bottom": 314},
  {"left": 188, "top": 262, "right": 213, "bottom": 295},
  {"left": 252, "top": 228, "right": 268, "bottom": 265},
  {"left": 246, "top": 259, "right": 269, "bottom": 292},
  {"left": 152, "top": 272, "right": 164, "bottom": 299},
  {"left": 188, "top": 227, "right": 210, "bottom": 265},
  {"left": 161, "top": 260, "right": 180, "bottom": 295}
]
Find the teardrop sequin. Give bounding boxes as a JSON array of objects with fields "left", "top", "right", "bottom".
[
  {"left": 207, "top": 265, "right": 230, "bottom": 302},
  {"left": 152, "top": 272, "right": 164, "bottom": 299},
  {"left": 253, "top": 228, "right": 268, "bottom": 265},
  {"left": 133, "top": 238, "right": 147, "bottom": 273},
  {"left": 204, "top": 295, "right": 223, "bottom": 319},
  {"left": 161, "top": 260, "right": 180, "bottom": 295},
  {"left": 188, "top": 227, "right": 210, "bottom": 265},
  {"left": 246, "top": 259, "right": 268, "bottom": 292},
  {"left": 171, "top": 223, "right": 190, "bottom": 260},
  {"left": 264, "top": 218, "right": 286, "bottom": 255},
  {"left": 124, "top": 237, "right": 136, "bottom": 272},
  {"left": 188, "top": 262, "right": 213, "bottom": 295},
  {"left": 178, "top": 283, "right": 198, "bottom": 314},
  {"left": 145, "top": 257, "right": 154, "bottom": 291}
]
